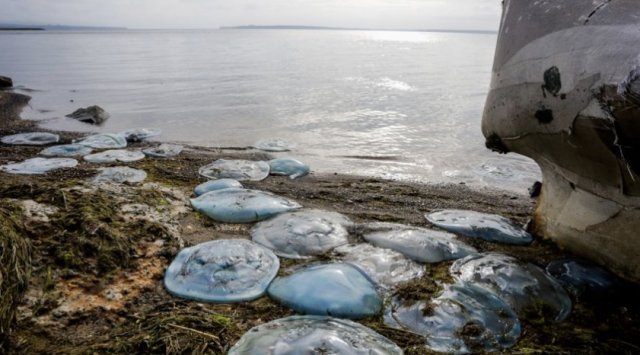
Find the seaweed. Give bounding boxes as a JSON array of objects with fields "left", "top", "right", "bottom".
[{"left": 0, "top": 203, "right": 31, "bottom": 345}]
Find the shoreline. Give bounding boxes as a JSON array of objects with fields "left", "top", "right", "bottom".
[{"left": 1, "top": 89, "right": 639, "bottom": 353}]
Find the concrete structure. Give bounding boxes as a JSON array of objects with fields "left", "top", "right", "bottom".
[{"left": 482, "top": 0, "right": 640, "bottom": 281}]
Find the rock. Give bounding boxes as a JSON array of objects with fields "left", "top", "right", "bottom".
[
  {"left": 529, "top": 181, "right": 542, "bottom": 198},
  {"left": 451, "top": 253, "right": 572, "bottom": 321},
  {"left": 251, "top": 209, "right": 351, "bottom": 259},
  {"left": 40, "top": 144, "right": 93, "bottom": 157},
  {"left": 66, "top": 105, "right": 110, "bottom": 125},
  {"left": 0, "top": 157, "right": 77, "bottom": 175},
  {"left": 0, "top": 92, "right": 31, "bottom": 121},
  {"left": 190, "top": 188, "right": 301, "bottom": 223},
  {"left": 198, "top": 159, "right": 270, "bottom": 181},
  {"left": 363, "top": 222, "right": 477, "bottom": 263},
  {"left": 193, "top": 179, "right": 242, "bottom": 196},
  {"left": 385, "top": 283, "right": 521, "bottom": 354},
  {"left": 0, "top": 75, "right": 13, "bottom": 88},
  {"left": 268, "top": 158, "right": 310, "bottom": 179},
  {"left": 164, "top": 239, "right": 279, "bottom": 303},
  {"left": 425, "top": 210, "right": 532, "bottom": 245},
  {"left": 83, "top": 149, "right": 145, "bottom": 163},
  {"left": 482, "top": 0, "right": 640, "bottom": 281},
  {"left": 267, "top": 263, "right": 382, "bottom": 319},
  {"left": 1, "top": 132, "right": 59, "bottom": 146},
  {"left": 229, "top": 316, "right": 403, "bottom": 355}
]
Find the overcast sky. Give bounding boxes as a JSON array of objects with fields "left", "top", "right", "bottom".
[{"left": 1, "top": 0, "right": 502, "bottom": 31}]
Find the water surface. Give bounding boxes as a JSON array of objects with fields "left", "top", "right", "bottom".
[{"left": 0, "top": 29, "right": 540, "bottom": 192}]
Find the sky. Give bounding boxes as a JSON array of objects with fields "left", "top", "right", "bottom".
[{"left": 0, "top": 0, "right": 502, "bottom": 31}]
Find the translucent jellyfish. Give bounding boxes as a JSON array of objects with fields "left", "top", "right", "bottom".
[
  {"left": 426, "top": 210, "right": 533, "bottom": 245},
  {"left": 1, "top": 132, "right": 59, "bottom": 145},
  {"left": 77, "top": 133, "right": 127, "bottom": 149},
  {"left": 546, "top": 258, "right": 618, "bottom": 298},
  {"left": 199, "top": 159, "right": 270, "bottom": 181},
  {"left": 193, "top": 179, "right": 243, "bottom": 196},
  {"left": 254, "top": 138, "right": 296, "bottom": 152},
  {"left": 191, "top": 188, "right": 301, "bottom": 223},
  {"left": 251, "top": 209, "right": 351, "bottom": 259},
  {"left": 119, "top": 128, "right": 161, "bottom": 142},
  {"left": 450, "top": 253, "right": 572, "bottom": 321},
  {"left": 333, "top": 243, "right": 425, "bottom": 290},
  {"left": 40, "top": 144, "right": 93, "bottom": 157},
  {"left": 363, "top": 223, "right": 477, "bottom": 263},
  {"left": 0, "top": 157, "right": 77, "bottom": 175},
  {"left": 268, "top": 158, "right": 310, "bottom": 179},
  {"left": 267, "top": 263, "right": 382, "bottom": 319},
  {"left": 92, "top": 167, "right": 147, "bottom": 184},
  {"left": 384, "top": 283, "right": 521, "bottom": 354},
  {"left": 83, "top": 149, "right": 145, "bottom": 163},
  {"left": 164, "top": 239, "right": 279, "bottom": 303},
  {"left": 142, "top": 144, "right": 183, "bottom": 158},
  {"left": 229, "top": 316, "right": 403, "bottom": 355}
]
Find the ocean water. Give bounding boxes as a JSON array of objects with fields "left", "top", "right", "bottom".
[{"left": 0, "top": 29, "right": 540, "bottom": 192}]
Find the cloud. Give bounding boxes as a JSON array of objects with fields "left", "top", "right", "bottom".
[{"left": 0, "top": 0, "right": 501, "bottom": 30}]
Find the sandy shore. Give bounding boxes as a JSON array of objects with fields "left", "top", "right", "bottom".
[{"left": 0, "top": 90, "right": 638, "bottom": 354}]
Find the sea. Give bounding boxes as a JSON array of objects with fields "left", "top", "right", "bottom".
[{"left": 0, "top": 29, "right": 541, "bottom": 192}]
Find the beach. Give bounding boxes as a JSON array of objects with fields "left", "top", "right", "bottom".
[{"left": 1, "top": 89, "right": 639, "bottom": 354}]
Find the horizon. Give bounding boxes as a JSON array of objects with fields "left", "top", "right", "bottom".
[{"left": 0, "top": 22, "right": 498, "bottom": 34}]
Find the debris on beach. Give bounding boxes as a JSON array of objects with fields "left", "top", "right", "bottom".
[
  {"left": 251, "top": 209, "right": 351, "bottom": 259},
  {"left": 190, "top": 188, "right": 301, "bottom": 223},
  {"left": 0, "top": 157, "right": 77, "bottom": 174},
  {"left": 1, "top": 132, "right": 59, "bottom": 145},
  {"left": 267, "top": 263, "right": 382, "bottom": 319},
  {"left": 229, "top": 316, "right": 403, "bottom": 355},
  {"left": 385, "top": 282, "right": 521, "bottom": 354},
  {"left": 546, "top": 258, "right": 618, "bottom": 299},
  {"left": 83, "top": 149, "right": 145, "bottom": 163},
  {"left": 119, "top": 128, "right": 162, "bottom": 142},
  {"left": 40, "top": 143, "right": 93, "bottom": 157},
  {"left": 77, "top": 133, "right": 127, "bottom": 149},
  {"left": 451, "top": 253, "right": 572, "bottom": 321},
  {"left": 254, "top": 138, "right": 295, "bottom": 152},
  {"left": 426, "top": 209, "right": 533, "bottom": 245},
  {"left": 164, "top": 239, "right": 279, "bottom": 303},
  {"left": 193, "top": 178, "right": 242, "bottom": 196},
  {"left": 363, "top": 222, "right": 477, "bottom": 263},
  {"left": 142, "top": 143, "right": 183, "bottom": 158},
  {"left": 66, "top": 105, "right": 110, "bottom": 125},
  {"left": 0, "top": 75, "right": 13, "bottom": 88},
  {"left": 333, "top": 243, "right": 425, "bottom": 290},
  {"left": 92, "top": 166, "right": 147, "bottom": 184},
  {"left": 198, "top": 159, "right": 270, "bottom": 181},
  {"left": 268, "top": 157, "right": 310, "bottom": 179}
]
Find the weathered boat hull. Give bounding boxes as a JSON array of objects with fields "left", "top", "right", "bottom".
[{"left": 482, "top": 0, "right": 640, "bottom": 281}]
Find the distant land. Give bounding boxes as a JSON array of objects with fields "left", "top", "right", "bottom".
[
  {"left": 220, "top": 25, "right": 497, "bottom": 35},
  {"left": 0, "top": 24, "right": 127, "bottom": 31},
  {"left": 0, "top": 27, "right": 44, "bottom": 31}
]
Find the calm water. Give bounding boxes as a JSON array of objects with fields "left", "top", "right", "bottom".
[{"left": 0, "top": 29, "right": 540, "bottom": 192}]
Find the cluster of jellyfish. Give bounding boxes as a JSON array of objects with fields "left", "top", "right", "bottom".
[
  {"left": 0, "top": 131, "right": 619, "bottom": 354},
  {"left": 172, "top": 155, "right": 617, "bottom": 353}
]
